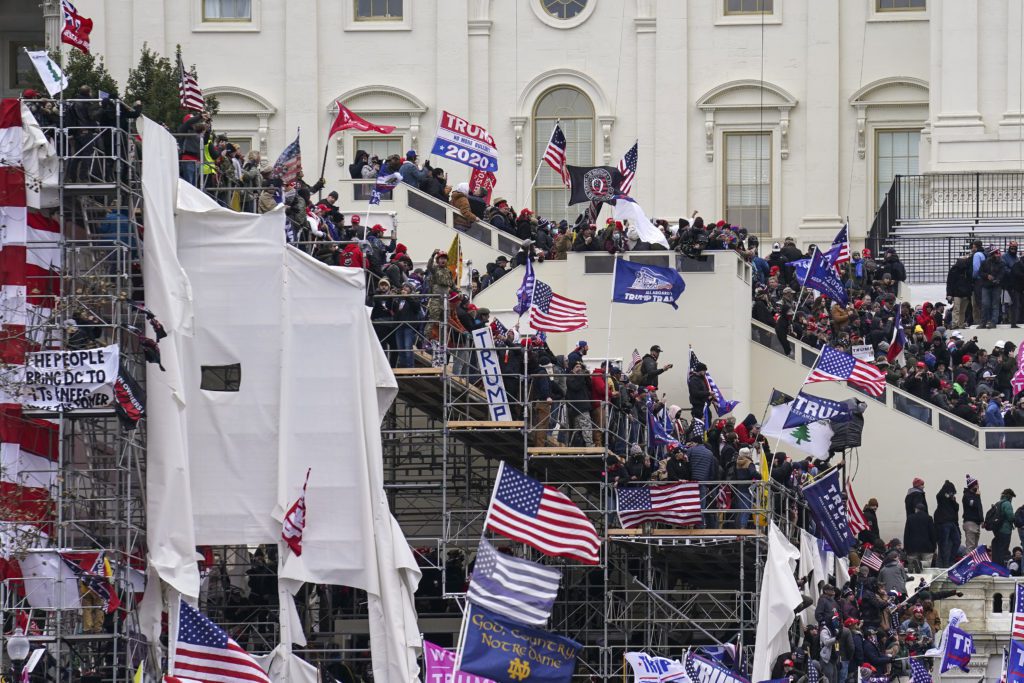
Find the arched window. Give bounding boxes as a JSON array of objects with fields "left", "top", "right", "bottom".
[
  {"left": 533, "top": 86, "right": 594, "bottom": 223},
  {"left": 994, "top": 592, "right": 1004, "bottom": 613}
]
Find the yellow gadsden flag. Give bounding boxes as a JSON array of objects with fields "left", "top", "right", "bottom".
[{"left": 447, "top": 234, "right": 463, "bottom": 287}]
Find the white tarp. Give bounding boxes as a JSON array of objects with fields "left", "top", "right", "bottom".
[
  {"left": 752, "top": 522, "right": 802, "bottom": 682},
  {"left": 140, "top": 117, "right": 420, "bottom": 682},
  {"left": 18, "top": 550, "right": 81, "bottom": 610},
  {"left": 798, "top": 528, "right": 826, "bottom": 628}
]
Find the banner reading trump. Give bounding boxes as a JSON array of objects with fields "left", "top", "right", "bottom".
[
  {"left": 431, "top": 111, "right": 499, "bottom": 172},
  {"left": 459, "top": 606, "right": 581, "bottom": 683},
  {"left": 472, "top": 327, "right": 512, "bottom": 422},
  {"left": 612, "top": 259, "right": 686, "bottom": 309},
  {"left": 7, "top": 344, "right": 120, "bottom": 410}
]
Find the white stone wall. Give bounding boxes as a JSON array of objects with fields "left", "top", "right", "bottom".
[{"left": 69, "top": 0, "right": 1020, "bottom": 243}]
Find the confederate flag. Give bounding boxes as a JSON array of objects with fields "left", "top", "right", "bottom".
[
  {"left": 328, "top": 102, "right": 395, "bottom": 138},
  {"left": 281, "top": 468, "right": 311, "bottom": 555},
  {"left": 60, "top": 0, "right": 93, "bottom": 54}
]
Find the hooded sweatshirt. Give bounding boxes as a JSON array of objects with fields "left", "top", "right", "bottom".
[
  {"left": 933, "top": 480, "right": 959, "bottom": 525},
  {"left": 904, "top": 486, "right": 927, "bottom": 517}
]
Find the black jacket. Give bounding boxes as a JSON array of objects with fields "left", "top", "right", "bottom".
[
  {"left": 903, "top": 510, "right": 937, "bottom": 553},
  {"left": 933, "top": 481, "right": 960, "bottom": 525},
  {"left": 640, "top": 354, "right": 668, "bottom": 389},
  {"left": 962, "top": 487, "right": 983, "bottom": 523},
  {"left": 904, "top": 487, "right": 928, "bottom": 517},
  {"left": 666, "top": 457, "right": 690, "bottom": 481},
  {"left": 687, "top": 372, "right": 711, "bottom": 410}
]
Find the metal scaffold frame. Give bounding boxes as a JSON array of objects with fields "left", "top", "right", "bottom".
[{"left": 1, "top": 101, "right": 147, "bottom": 683}]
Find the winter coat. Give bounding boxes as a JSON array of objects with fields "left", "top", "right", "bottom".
[
  {"left": 903, "top": 510, "right": 937, "bottom": 554},
  {"left": 688, "top": 373, "right": 712, "bottom": 412},
  {"left": 878, "top": 560, "right": 908, "bottom": 594},
  {"left": 399, "top": 160, "right": 429, "bottom": 186},
  {"left": 686, "top": 444, "right": 717, "bottom": 481},
  {"left": 980, "top": 253, "right": 1009, "bottom": 288},
  {"left": 666, "top": 457, "right": 690, "bottom": 482},
  {"left": 962, "top": 487, "right": 983, "bottom": 524},
  {"left": 904, "top": 487, "right": 928, "bottom": 517},
  {"left": 640, "top": 354, "right": 667, "bottom": 389},
  {"left": 933, "top": 481, "right": 960, "bottom": 525},
  {"left": 449, "top": 191, "right": 478, "bottom": 223},
  {"left": 565, "top": 372, "right": 593, "bottom": 416},
  {"left": 425, "top": 256, "right": 456, "bottom": 323}
]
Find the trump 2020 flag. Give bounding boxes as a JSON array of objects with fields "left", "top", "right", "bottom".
[
  {"left": 613, "top": 259, "right": 686, "bottom": 309},
  {"left": 940, "top": 625, "right": 974, "bottom": 673},
  {"left": 801, "top": 468, "right": 854, "bottom": 557},
  {"left": 947, "top": 545, "right": 1008, "bottom": 585},
  {"left": 459, "top": 605, "right": 581, "bottom": 683},
  {"left": 1008, "top": 639, "right": 1024, "bottom": 683},
  {"left": 624, "top": 652, "right": 689, "bottom": 682},
  {"left": 782, "top": 391, "right": 853, "bottom": 429},
  {"left": 803, "top": 245, "right": 848, "bottom": 306}
]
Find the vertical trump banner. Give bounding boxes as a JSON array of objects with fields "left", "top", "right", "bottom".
[{"left": 472, "top": 327, "right": 512, "bottom": 422}]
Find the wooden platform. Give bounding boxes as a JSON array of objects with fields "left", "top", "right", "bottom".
[
  {"left": 448, "top": 420, "right": 525, "bottom": 430},
  {"left": 608, "top": 528, "right": 761, "bottom": 537},
  {"left": 393, "top": 367, "right": 443, "bottom": 377},
  {"left": 526, "top": 447, "right": 607, "bottom": 456}
]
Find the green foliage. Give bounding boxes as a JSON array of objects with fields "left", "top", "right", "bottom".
[
  {"left": 24, "top": 49, "right": 119, "bottom": 98},
  {"left": 124, "top": 44, "right": 218, "bottom": 130}
]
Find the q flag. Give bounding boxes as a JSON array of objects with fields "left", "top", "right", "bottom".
[
  {"left": 1008, "top": 640, "right": 1024, "bottom": 683},
  {"left": 612, "top": 259, "right": 686, "bottom": 309},
  {"left": 803, "top": 246, "right": 849, "bottom": 306},
  {"left": 939, "top": 625, "right": 974, "bottom": 673},
  {"left": 782, "top": 391, "right": 853, "bottom": 429},
  {"left": 431, "top": 110, "right": 498, "bottom": 172},
  {"left": 802, "top": 468, "right": 855, "bottom": 557},
  {"left": 459, "top": 605, "right": 581, "bottom": 683},
  {"left": 567, "top": 165, "right": 622, "bottom": 205}
]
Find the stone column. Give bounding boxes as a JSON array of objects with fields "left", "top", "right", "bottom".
[
  {"left": 634, "top": 1, "right": 656, "bottom": 210},
  {"left": 932, "top": 0, "right": 983, "bottom": 133},
  {"left": 42, "top": 0, "right": 61, "bottom": 51},
  {"left": 467, "top": 0, "right": 492, "bottom": 129},
  {"left": 798, "top": 0, "right": 843, "bottom": 234},
  {"left": 999, "top": 0, "right": 1024, "bottom": 132},
  {"left": 284, "top": 0, "right": 320, "bottom": 176}
]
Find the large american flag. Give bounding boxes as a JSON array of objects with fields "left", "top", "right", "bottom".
[
  {"left": 543, "top": 123, "right": 570, "bottom": 188},
  {"left": 466, "top": 539, "right": 561, "bottom": 626},
  {"left": 174, "top": 599, "right": 270, "bottom": 683},
  {"left": 616, "top": 483, "right": 702, "bottom": 528},
  {"left": 1013, "top": 583, "right": 1024, "bottom": 640},
  {"left": 484, "top": 463, "right": 600, "bottom": 564},
  {"left": 271, "top": 131, "right": 302, "bottom": 186},
  {"left": 529, "top": 280, "right": 588, "bottom": 333},
  {"left": 617, "top": 141, "right": 638, "bottom": 196},
  {"left": 177, "top": 55, "right": 204, "bottom": 112},
  {"left": 847, "top": 482, "right": 870, "bottom": 537},
  {"left": 629, "top": 348, "right": 642, "bottom": 372},
  {"left": 806, "top": 345, "right": 886, "bottom": 397}
]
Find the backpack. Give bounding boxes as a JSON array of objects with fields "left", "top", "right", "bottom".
[
  {"left": 983, "top": 502, "right": 1003, "bottom": 531},
  {"left": 1015, "top": 505, "right": 1024, "bottom": 529},
  {"left": 628, "top": 363, "right": 644, "bottom": 385}
]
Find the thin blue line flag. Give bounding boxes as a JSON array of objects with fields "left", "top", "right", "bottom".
[
  {"left": 801, "top": 468, "right": 855, "bottom": 557},
  {"left": 803, "top": 246, "right": 849, "bottom": 306},
  {"left": 612, "top": 258, "right": 686, "bottom": 309},
  {"left": 782, "top": 391, "right": 853, "bottom": 429},
  {"left": 514, "top": 257, "right": 536, "bottom": 316},
  {"left": 459, "top": 605, "right": 581, "bottom": 683}
]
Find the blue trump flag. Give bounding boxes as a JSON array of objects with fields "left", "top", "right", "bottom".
[
  {"left": 803, "top": 246, "right": 849, "bottom": 306},
  {"left": 612, "top": 258, "right": 686, "bottom": 309},
  {"left": 782, "top": 391, "right": 853, "bottom": 429},
  {"left": 940, "top": 625, "right": 974, "bottom": 673},
  {"left": 1008, "top": 639, "right": 1024, "bottom": 683},
  {"left": 947, "top": 546, "right": 1008, "bottom": 585},
  {"left": 801, "top": 468, "right": 855, "bottom": 557},
  {"left": 459, "top": 605, "right": 581, "bottom": 683},
  {"left": 646, "top": 396, "right": 681, "bottom": 449}
]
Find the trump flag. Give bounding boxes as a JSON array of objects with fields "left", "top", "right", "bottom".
[{"left": 612, "top": 259, "right": 686, "bottom": 309}]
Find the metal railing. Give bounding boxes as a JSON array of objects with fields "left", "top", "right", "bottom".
[{"left": 751, "top": 319, "right": 1024, "bottom": 450}]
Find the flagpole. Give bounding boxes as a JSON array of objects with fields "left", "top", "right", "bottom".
[
  {"left": 604, "top": 257, "right": 619, "bottom": 452},
  {"left": 318, "top": 136, "right": 331, "bottom": 201}
]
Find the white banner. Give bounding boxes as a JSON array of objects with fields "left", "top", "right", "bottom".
[
  {"left": 624, "top": 652, "right": 688, "bottom": 682},
  {"left": 852, "top": 344, "right": 874, "bottom": 361},
  {"left": 471, "top": 327, "right": 512, "bottom": 422},
  {"left": 21, "top": 344, "right": 119, "bottom": 410}
]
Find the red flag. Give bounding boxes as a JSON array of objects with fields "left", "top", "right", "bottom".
[
  {"left": 60, "top": 0, "right": 93, "bottom": 54},
  {"left": 469, "top": 168, "right": 497, "bottom": 204},
  {"left": 281, "top": 468, "right": 311, "bottom": 556},
  {"left": 328, "top": 102, "right": 395, "bottom": 138}
]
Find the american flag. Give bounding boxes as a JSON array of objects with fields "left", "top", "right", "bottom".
[
  {"left": 177, "top": 55, "right": 204, "bottom": 112},
  {"left": 831, "top": 224, "right": 851, "bottom": 269},
  {"left": 1012, "top": 583, "right": 1024, "bottom": 640},
  {"left": 369, "top": 189, "right": 382, "bottom": 206},
  {"left": 529, "top": 280, "right": 588, "bottom": 333},
  {"left": 847, "top": 482, "right": 870, "bottom": 537},
  {"left": 948, "top": 545, "right": 994, "bottom": 585},
  {"left": 616, "top": 483, "right": 702, "bottom": 528},
  {"left": 617, "top": 141, "right": 638, "bottom": 196},
  {"left": 629, "top": 348, "right": 642, "bottom": 372},
  {"left": 543, "top": 123, "right": 570, "bottom": 188},
  {"left": 909, "top": 657, "right": 932, "bottom": 683},
  {"left": 860, "top": 549, "right": 883, "bottom": 572},
  {"left": 492, "top": 318, "right": 509, "bottom": 338},
  {"left": 806, "top": 345, "right": 887, "bottom": 397},
  {"left": 484, "top": 463, "right": 600, "bottom": 565},
  {"left": 174, "top": 599, "right": 271, "bottom": 683},
  {"left": 466, "top": 539, "right": 561, "bottom": 626},
  {"left": 807, "top": 661, "right": 820, "bottom": 683},
  {"left": 281, "top": 468, "right": 310, "bottom": 556},
  {"left": 271, "top": 131, "right": 302, "bottom": 186}
]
